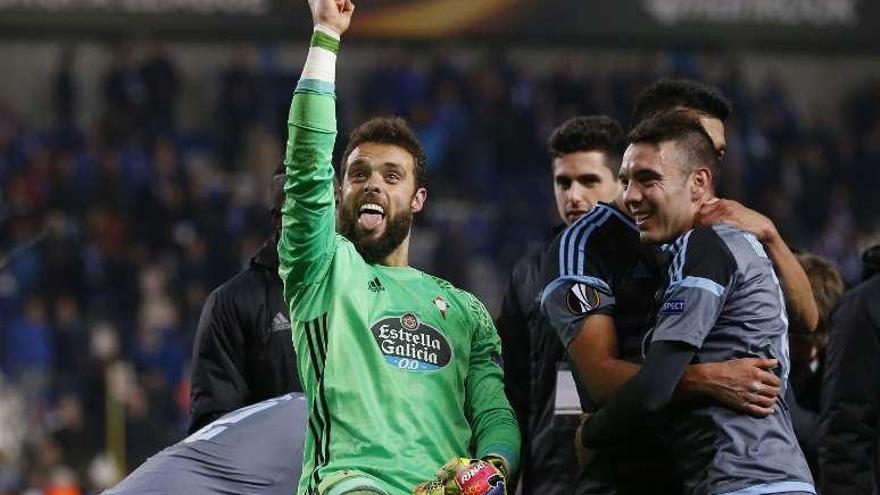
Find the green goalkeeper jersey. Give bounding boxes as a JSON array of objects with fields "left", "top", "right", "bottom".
[{"left": 278, "top": 79, "right": 520, "bottom": 495}]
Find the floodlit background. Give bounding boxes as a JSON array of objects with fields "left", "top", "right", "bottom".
[{"left": 1, "top": 0, "right": 879, "bottom": 493}]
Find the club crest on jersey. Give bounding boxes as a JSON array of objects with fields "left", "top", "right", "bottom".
[
  {"left": 566, "top": 283, "right": 601, "bottom": 315},
  {"left": 371, "top": 314, "right": 452, "bottom": 372},
  {"left": 661, "top": 298, "right": 686, "bottom": 314},
  {"left": 401, "top": 313, "right": 419, "bottom": 330},
  {"left": 433, "top": 296, "right": 448, "bottom": 318}
]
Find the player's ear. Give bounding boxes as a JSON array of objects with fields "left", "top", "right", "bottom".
[
  {"left": 691, "top": 167, "right": 712, "bottom": 202},
  {"left": 411, "top": 187, "right": 427, "bottom": 213}
]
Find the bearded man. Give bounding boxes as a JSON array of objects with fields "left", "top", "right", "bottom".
[{"left": 277, "top": 1, "right": 520, "bottom": 494}]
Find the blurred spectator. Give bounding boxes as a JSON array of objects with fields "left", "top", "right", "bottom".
[
  {"left": 789, "top": 254, "right": 845, "bottom": 411},
  {"left": 0, "top": 375, "right": 27, "bottom": 493},
  {"left": 3, "top": 297, "right": 54, "bottom": 405},
  {"left": 140, "top": 42, "right": 179, "bottom": 138},
  {"left": 218, "top": 51, "right": 259, "bottom": 169},
  {"left": 52, "top": 295, "right": 88, "bottom": 393},
  {"left": 102, "top": 46, "right": 146, "bottom": 146},
  {"left": 49, "top": 395, "right": 97, "bottom": 480},
  {"left": 131, "top": 291, "right": 185, "bottom": 394},
  {"left": 52, "top": 47, "right": 78, "bottom": 129},
  {"left": 124, "top": 383, "right": 174, "bottom": 469},
  {"left": 43, "top": 466, "right": 81, "bottom": 495},
  {"left": 819, "top": 245, "right": 880, "bottom": 494}
]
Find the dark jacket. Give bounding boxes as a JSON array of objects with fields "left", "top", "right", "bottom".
[
  {"left": 819, "top": 274, "right": 880, "bottom": 495},
  {"left": 188, "top": 237, "right": 301, "bottom": 433},
  {"left": 496, "top": 237, "right": 578, "bottom": 495}
]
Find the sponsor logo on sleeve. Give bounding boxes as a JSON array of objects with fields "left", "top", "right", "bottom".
[
  {"left": 566, "top": 283, "right": 601, "bottom": 315},
  {"left": 370, "top": 313, "right": 452, "bottom": 372},
  {"left": 661, "top": 298, "right": 686, "bottom": 314}
]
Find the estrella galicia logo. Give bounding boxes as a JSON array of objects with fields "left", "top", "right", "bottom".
[
  {"left": 370, "top": 313, "right": 452, "bottom": 371},
  {"left": 661, "top": 299, "right": 686, "bottom": 314}
]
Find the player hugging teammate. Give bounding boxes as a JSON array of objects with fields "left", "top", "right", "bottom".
[{"left": 539, "top": 85, "right": 818, "bottom": 493}]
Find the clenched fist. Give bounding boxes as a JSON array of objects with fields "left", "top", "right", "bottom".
[{"left": 307, "top": 0, "right": 355, "bottom": 36}]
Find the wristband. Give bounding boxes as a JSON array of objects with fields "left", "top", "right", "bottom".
[
  {"left": 311, "top": 29, "right": 340, "bottom": 54},
  {"left": 301, "top": 25, "right": 340, "bottom": 84}
]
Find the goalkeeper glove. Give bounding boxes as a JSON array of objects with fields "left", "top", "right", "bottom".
[{"left": 413, "top": 457, "right": 507, "bottom": 495}]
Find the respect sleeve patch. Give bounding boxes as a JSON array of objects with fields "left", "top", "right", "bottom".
[{"left": 660, "top": 298, "right": 686, "bottom": 315}]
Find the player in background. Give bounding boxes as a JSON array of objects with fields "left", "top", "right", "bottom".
[
  {"left": 495, "top": 116, "right": 624, "bottom": 494},
  {"left": 188, "top": 168, "right": 301, "bottom": 433},
  {"left": 579, "top": 112, "right": 815, "bottom": 495},
  {"left": 278, "top": 1, "right": 519, "bottom": 494}
]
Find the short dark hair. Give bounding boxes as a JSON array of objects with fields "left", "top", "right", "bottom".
[
  {"left": 548, "top": 115, "right": 625, "bottom": 174},
  {"left": 341, "top": 116, "right": 427, "bottom": 188},
  {"left": 631, "top": 78, "right": 732, "bottom": 128},
  {"left": 628, "top": 111, "right": 720, "bottom": 177},
  {"left": 862, "top": 244, "right": 880, "bottom": 281}
]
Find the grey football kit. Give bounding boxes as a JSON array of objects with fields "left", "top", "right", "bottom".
[
  {"left": 104, "top": 393, "right": 307, "bottom": 495},
  {"left": 580, "top": 224, "right": 815, "bottom": 495}
]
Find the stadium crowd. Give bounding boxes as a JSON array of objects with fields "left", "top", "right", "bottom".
[{"left": 0, "top": 41, "right": 878, "bottom": 494}]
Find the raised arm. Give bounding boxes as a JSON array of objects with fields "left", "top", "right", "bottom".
[
  {"left": 278, "top": 0, "right": 354, "bottom": 307},
  {"left": 697, "top": 199, "right": 819, "bottom": 332}
]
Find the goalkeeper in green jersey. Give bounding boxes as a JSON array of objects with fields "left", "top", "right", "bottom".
[{"left": 278, "top": 2, "right": 521, "bottom": 494}]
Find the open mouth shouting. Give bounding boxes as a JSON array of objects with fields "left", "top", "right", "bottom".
[{"left": 358, "top": 202, "right": 387, "bottom": 231}]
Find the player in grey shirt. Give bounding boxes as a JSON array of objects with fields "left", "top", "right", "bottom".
[
  {"left": 579, "top": 112, "right": 814, "bottom": 495},
  {"left": 104, "top": 393, "right": 307, "bottom": 495}
]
